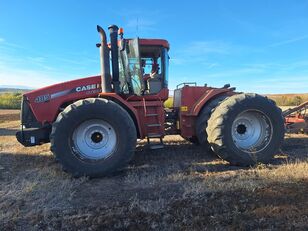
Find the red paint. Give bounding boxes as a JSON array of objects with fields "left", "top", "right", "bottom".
[
  {"left": 283, "top": 101, "right": 308, "bottom": 133},
  {"left": 24, "top": 75, "right": 102, "bottom": 124},
  {"left": 108, "top": 38, "right": 170, "bottom": 50},
  {"left": 24, "top": 75, "right": 168, "bottom": 139},
  {"left": 139, "top": 39, "right": 169, "bottom": 50},
  {"left": 173, "top": 86, "right": 234, "bottom": 138},
  {"left": 24, "top": 75, "right": 236, "bottom": 140},
  {"left": 99, "top": 89, "right": 168, "bottom": 138},
  {"left": 285, "top": 115, "right": 306, "bottom": 124}
]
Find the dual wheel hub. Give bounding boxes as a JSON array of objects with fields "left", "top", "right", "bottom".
[{"left": 231, "top": 110, "right": 272, "bottom": 153}]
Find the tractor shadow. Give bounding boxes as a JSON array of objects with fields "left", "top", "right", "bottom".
[
  {"left": 130, "top": 135, "right": 308, "bottom": 175},
  {"left": 132, "top": 141, "right": 244, "bottom": 175},
  {"left": 0, "top": 127, "right": 18, "bottom": 136},
  {"left": 0, "top": 135, "right": 306, "bottom": 180},
  {"left": 276, "top": 135, "right": 308, "bottom": 162}
]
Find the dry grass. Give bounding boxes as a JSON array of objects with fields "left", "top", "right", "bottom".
[
  {"left": 267, "top": 93, "right": 308, "bottom": 106},
  {"left": 0, "top": 110, "right": 308, "bottom": 230}
]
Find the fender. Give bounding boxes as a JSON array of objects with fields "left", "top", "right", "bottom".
[
  {"left": 191, "top": 88, "right": 235, "bottom": 116},
  {"left": 177, "top": 86, "right": 236, "bottom": 138},
  {"left": 99, "top": 92, "right": 144, "bottom": 138}
]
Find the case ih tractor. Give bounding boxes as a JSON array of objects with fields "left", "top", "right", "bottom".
[{"left": 16, "top": 25, "right": 285, "bottom": 177}]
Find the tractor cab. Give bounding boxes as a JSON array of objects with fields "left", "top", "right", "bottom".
[
  {"left": 118, "top": 38, "right": 169, "bottom": 96},
  {"left": 98, "top": 25, "right": 169, "bottom": 99}
]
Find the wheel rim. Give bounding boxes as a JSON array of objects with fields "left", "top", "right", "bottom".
[
  {"left": 72, "top": 119, "right": 117, "bottom": 160},
  {"left": 231, "top": 110, "right": 272, "bottom": 153}
]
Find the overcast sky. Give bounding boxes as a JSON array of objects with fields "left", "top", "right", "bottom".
[{"left": 0, "top": 0, "right": 308, "bottom": 93}]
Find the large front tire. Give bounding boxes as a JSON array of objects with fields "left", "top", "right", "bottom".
[
  {"left": 206, "top": 94, "right": 284, "bottom": 166},
  {"left": 50, "top": 98, "right": 137, "bottom": 177}
]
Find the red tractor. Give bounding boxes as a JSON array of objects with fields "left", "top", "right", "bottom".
[{"left": 16, "top": 25, "right": 285, "bottom": 177}]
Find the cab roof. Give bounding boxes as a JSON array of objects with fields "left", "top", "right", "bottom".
[
  {"left": 138, "top": 39, "right": 170, "bottom": 50},
  {"left": 108, "top": 38, "right": 170, "bottom": 50}
]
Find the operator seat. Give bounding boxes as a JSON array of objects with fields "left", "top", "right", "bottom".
[{"left": 148, "top": 64, "right": 162, "bottom": 94}]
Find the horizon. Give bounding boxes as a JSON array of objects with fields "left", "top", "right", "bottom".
[{"left": 1, "top": 1, "right": 308, "bottom": 94}]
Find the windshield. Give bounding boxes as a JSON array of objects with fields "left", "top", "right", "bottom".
[{"left": 118, "top": 38, "right": 143, "bottom": 95}]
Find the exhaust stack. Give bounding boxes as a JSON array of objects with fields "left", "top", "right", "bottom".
[
  {"left": 97, "top": 25, "right": 112, "bottom": 93},
  {"left": 108, "top": 25, "right": 121, "bottom": 93}
]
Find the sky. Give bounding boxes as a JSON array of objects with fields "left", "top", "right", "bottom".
[{"left": 0, "top": 0, "right": 308, "bottom": 93}]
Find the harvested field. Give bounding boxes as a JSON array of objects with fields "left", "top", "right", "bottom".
[{"left": 0, "top": 110, "right": 307, "bottom": 230}]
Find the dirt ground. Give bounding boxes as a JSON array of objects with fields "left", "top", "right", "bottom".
[{"left": 0, "top": 110, "right": 307, "bottom": 230}]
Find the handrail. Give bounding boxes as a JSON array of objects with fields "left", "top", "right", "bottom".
[{"left": 176, "top": 82, "right": 197, "bottom": 89}]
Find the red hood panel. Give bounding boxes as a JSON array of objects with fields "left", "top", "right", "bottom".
[{"left": 25, "top": 75, "right": 101, "bottom": 124}]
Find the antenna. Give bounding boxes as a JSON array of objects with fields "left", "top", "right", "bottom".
[{"left": 136, "top": 17, "right": 139, "bottom": 36}]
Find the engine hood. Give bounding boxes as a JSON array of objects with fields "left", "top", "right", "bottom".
[
  {"left": 24, "top": 75, "right": 101, "bottom": 101},
  {"left": 24, "top": 75, "right": 101, "bottom": 124}
]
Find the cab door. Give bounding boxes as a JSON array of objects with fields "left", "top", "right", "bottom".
[{"left": 120, "top": 38, "right": 144, "bottom": 95}]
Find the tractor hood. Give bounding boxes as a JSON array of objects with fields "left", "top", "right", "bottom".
[{"left": 23, "top": 75, "right": 101, "bottom": 124}]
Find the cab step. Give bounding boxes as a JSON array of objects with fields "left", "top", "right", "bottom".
[
  {"left": 147, "top": 133, "right": 163, "bottom": 138},
  {"left": 146, "top": 123, "right": 161, "bottom": 127},
  {"left": 149, "top": 144, "right": 164, "bottom": 149},
  {"left": 146, "top": 113, "right": 158, "bottom": 117},
  {"left": 147, "top": 134, "right": 164, "bottom": 149}
]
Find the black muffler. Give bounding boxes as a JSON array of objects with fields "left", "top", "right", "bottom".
[
  {"left": 97, "top": 25, "right": 112, "bottom": 93},
  {"left": 108, "top": 25, "right": 121, "bottom": 93}
]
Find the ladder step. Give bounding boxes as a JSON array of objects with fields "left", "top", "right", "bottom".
[
  {"left": 150, "top": 144, "right": 164, "bottom": 150},
  {"left": 146, "top": 123, "right": 161, "bottom": 127},
  {"left": 146, "top": 113, "right": 158, "bottom": 117},
  {"left": 147, "top": 133, "right": 163, "bottom": 138}
]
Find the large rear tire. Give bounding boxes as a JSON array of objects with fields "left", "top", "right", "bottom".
[
  {"left": 206, "top": 93, "right": 284, "bottom": 166},
  {"left": 50, "top": 98, "right": 137, "bottom": 177},
  {"left": 195, "top": 95, "right": 228, "bottom": 149}
]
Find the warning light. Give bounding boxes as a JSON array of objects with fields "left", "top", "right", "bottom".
[{"left": 118, "top": 28, "right": 124, "bottom": 35}]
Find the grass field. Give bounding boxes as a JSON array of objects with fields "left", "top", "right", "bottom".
[
  {"left": 267, "top": 93, "right": 308, "bottom": 106},
  {"left": 0, "top": 110, "right": 307, "bottom": 230},
  {"left": 0, "top": 93, "right": 23, "bottom": 109}
]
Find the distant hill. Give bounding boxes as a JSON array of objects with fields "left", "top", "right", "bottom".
[
  {"left": 0, "top": 84, "right": 33, "bottom": 89},
  {"left": 0, "top": 88, "right": 32, "bottom": 94},
  {"left": 0, "top": 84, "right": 34, "bottom": 94}
]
